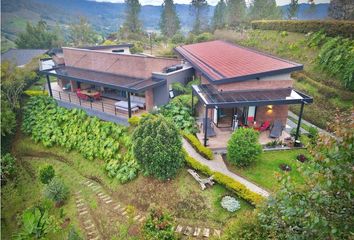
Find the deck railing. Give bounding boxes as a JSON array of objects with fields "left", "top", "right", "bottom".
[{"left": 52, "top": 89, "right": 131, "bottom": 118}]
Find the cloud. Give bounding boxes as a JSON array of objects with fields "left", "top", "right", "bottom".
[{"left": 93, "top": 0, "right": 329, "bottom": 6}]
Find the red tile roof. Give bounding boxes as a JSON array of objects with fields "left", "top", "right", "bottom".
[{"left": 175, "top": 40, "right": 303, "bottom": 83}]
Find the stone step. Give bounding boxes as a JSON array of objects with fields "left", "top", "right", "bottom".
[
  {"left": 85, "top": 224, "right": 95, "bottom": 230},
  {"left": 133, "top": 215, "right": 141, "bottom": 221},
  {"left": 175, "top": 225, "right": 183, "bottom": 233},
  {"left": 193, "top": 227, "right": 201, "bottom": 237},
  {"left": 97, "top": 193, "right": 104, "bottom": 197},
  {"left": 79, "top": 210, "right": 88, "bottom": 216},
  {"left": 87, "top": 182, "right": 94, "bottom": 187},
  {"left": 89, "top": 236, "right": 100, "bottom": 240},
  {"left": 203, "top": 228, "right": 210, "bottom": 238},
  {"left": 105, "top": 200, "right": 113, "bottom": 204},
  {"left": 113, "top": 205, "right": 121, "bottom": 210},
  {"left": 138, "top": 216, "right": 146, "bottom": 222},
  {"left": 78, "top": 207, "right": 87, "bottom": 212},
  {"left": 121, "top": 211, "right": 127, "bottom": 216},
  {"left": 84, "top": 220, "right": 92, "bottom": 225},
  {"left": 184, "top": 226, "right": 193, "bottom": 236},
  {"left": 213, "top": 229, "right": 221, "bottom": 238},
  {"left": 77, "top": 203, "right": 84, "bottom": 208}
]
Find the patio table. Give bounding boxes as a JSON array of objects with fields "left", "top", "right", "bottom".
[
  {"left": 80, "top": 89, "right": 99, "bottom": 97},
  {"left": 114, "top": 101, "right": 139, "bottom": 113}
]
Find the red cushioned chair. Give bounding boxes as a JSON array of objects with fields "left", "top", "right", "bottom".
[
  {"left": 77, "top": 92, "right": 89, "bottom": 101},
  {"left": 93, "top": 92, "right": 101, "bottom": 100},
  {"left": 258, "top": 120, "right": 271, "bottom": 132}
]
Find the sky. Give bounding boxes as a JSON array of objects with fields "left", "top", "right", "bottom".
[{"left": 93, "top": 0, "right": 330, "bottom": 6}]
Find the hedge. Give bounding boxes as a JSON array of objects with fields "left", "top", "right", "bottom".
[
  {"left": 182, "top": 132, "right": 214, "bottom": 160},
  {"left": 23, "top": 90, "right": 48, "bottom": 96},
  {"left": 251, "top": 20, "right": 354, "bottom": 38},
  {"left": 183, "top": 150, "right": 265, "bottom": 206}
]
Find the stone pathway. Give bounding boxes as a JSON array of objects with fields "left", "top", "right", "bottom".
[
  {"left": 81, "top": 179, "right": 146, "bottom": 223},
  {"left": 74, "top": 191, "right": 101, "bottom": 240},
  {"left": 183, "top": 139, "right": 270, "bottom": 197},
  {"left": 173, "top": 224, "right": 221, "bottom": 238}
]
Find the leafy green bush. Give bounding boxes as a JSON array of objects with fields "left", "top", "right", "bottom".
[
  {"left": 14, "top": 206, "right": 57, "bottom": 239},
  {"left": 128, "top": 116, "right": 141, "bottom": 127},
  {"left": 143, "top": 207, "right": 176, "bottom": 240},
  {"left": 182, "top": 131, "right": 213, "bottom": 160},
  {"left": 44, "top": 177, "right": 69, "bottom": 204},
  {"left": 171, "top": 82, "right": 186, "bottom": 95},
  {"left": 130, "top": 41, "right": 144, "bottom": 54},
  {"left": 221, "top": 196, "right": 240, "bottom": 212},
  {"left": 171, "top": 32, "right": 185, "bottom": 44},
  {"left": 132, "top": 115, "right": 184, "bottom": 180},
  {"left": 194, "top": 32, "right": 214, "bottom": 43},
  {"left": 22, "top": 96, "right": 138, "bottom": 182},
  {"left": 251, "top": 20, "right": 354, "bottom": 38},
  {"left": 1, "top": 99, "right": 16, "bottom": 137},
  {"left": 227, "top": 128, "right": 262, "bottom": 167},
  {"left": 183, "top": 149, "right": 264, "bottom": 206},
  {"left": 67, "top": 227, "right": 82, "bottom": 240},
  {"left": 39, "top": 165, "right": 55, "bottom": 184},
  {"left": 0, "top": 153, "right": 16, "bottom": 184},
  {"left": 160, "top": 101, "right": 198, "bottom": 134}
]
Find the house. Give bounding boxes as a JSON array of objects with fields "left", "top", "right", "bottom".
[
  {"left": 175, "top": 40, "right": 313, "bottom": 148},
  {"left": 1, "top": 49, "right": 48, "bottom": 67},
  {"left": 39, "top": 44, "right": 194, "bottom": 125}
]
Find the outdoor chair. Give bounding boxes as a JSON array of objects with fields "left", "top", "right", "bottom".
[
  {"left": 201, "top": 118, "right": 216, "bottom": 137},
  {"left": 269, "top": 120, "right": 283, "bottom": 138},
  {"left": 258, "top": 121, "right": 271, "bottom": 132},
  {"left": 77, "top": 92, "right": 89, "bottom": 101},
  {"left": 93, "top": 92, "right": 101, "bottom": 100}
]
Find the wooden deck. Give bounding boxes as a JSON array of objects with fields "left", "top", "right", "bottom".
[
  {"left": 50, "top": 82, "right": 147, "bottom": 120},
  {"left": 196, "top": 124, "right": 291, "bottom": 151}
]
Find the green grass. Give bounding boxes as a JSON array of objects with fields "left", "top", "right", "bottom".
[
  {"left": 2, "top": 133, "right": 254, "bottom": 238},
  {"left": 224, "top": 149, "right": 310, "bottom": 192}
]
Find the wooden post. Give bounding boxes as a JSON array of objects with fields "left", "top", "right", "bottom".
[{"left": 46, "top": 75, "right": 53, "bottom": 97}]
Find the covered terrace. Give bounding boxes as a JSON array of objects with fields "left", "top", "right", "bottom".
[{"left": 191, "top": 84, "right": 313, "bottom": 147}]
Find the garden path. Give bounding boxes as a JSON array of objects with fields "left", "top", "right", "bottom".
[{"left": 182, "top": 139, "right": 270, "bottom": 198}]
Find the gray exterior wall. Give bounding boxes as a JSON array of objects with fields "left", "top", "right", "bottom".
[{"left": 152, "top": 67, "right": 194, "bottom": 107}]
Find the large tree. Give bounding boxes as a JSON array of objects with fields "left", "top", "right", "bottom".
[
  {"left": 287, "top": 0, "right": 299, "bottom": 19},
  {"left": 249, "top": 0, "right": 282, "bottom": 20},
  {"left": 190, "top": 0, "right": 209, "bottom": 34},
  {"left": 15, "top": 20, "right": 60, "bottom": 49},
  {"left": 328, "top": 0, "right": 354, "bottom": 20},
  {"left": 123, "top": 0, "right": 143, "bottom": 33},
  {"left": 132, "top": 115, "right": 184, "bottom": 181},
  {"left": 160, "top": 0, "right": 180, "bottom": 38},
  {"left": 226, "top": 0, "right": 246, "bottom": 27},
  {"left": 212, "top": 0, "right": 227, "bottom": 30},
  {"left": 68, "top": 17, "right": 99, "bottom": 46}
]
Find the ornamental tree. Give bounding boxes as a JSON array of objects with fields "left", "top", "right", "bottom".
[
  {"left": 132, "top": 115, "right": 184, "bottom": 180},
  {"left": 227, "top": 128, "right": 262, "bottom": 167}
]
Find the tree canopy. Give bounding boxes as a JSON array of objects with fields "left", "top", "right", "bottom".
[
  {"left": 132, "top": 115, "right": 184, "bottom": 181},
  {"left": 287, "top": 0, "right": 299, "bottom": 19},
  {"left": 15, "top": 20, "right": 61, "bottom": 49},
  {"left": 123, "top": 0, "right": 143, "bottom": 33},
  {"left": 160, "top": 0, "right": 181, "bottom": 38},
  {"left": 212, "top": 0, "right": 227, "bottom": 30},
  {"left": 226, "top": 0, "right": 247, "bottom": 27},
  {"left": 190, "top": 0, "right": 209, "bottom": 34},
  {"left": 249, "top": 0, "right": 282, "bottom": 20},
  {"left": 68, "top": 17, "right": 99, "bottom": 46}
]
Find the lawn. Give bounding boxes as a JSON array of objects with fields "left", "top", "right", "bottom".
[
  {"left": 223, "top": 149, "right": 310, "bottom": 192},
  {"left": 2, "top": 133, "right": 254, "bottom": 238}
]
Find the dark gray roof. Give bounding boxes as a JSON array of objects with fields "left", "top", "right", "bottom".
[{"left": 1, "top": 49, "right": 48, "bottom": 66}]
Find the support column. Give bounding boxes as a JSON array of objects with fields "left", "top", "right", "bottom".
[
  {"left": 295, "top": 101, "right": 304, "bottom": 142},
  {"left": 204, "top": 106, "right": 208, "bottom": 147},
  {"left": 191, "top": 89, "right": 194, "bottom": 116},
  {"left": 46, "top": 75, "right": 53, "bottom": 97},
  {"left": 127, "top": 91, "right": 132, "bottom": 118}
]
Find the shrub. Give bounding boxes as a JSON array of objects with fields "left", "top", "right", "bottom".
[
  {"left": 14, "top": 206, "right": 57, "bottom": 239},
  {"left": 39, "top": 165, "right": 55, "bottom": 184},
  {"left": 183, "top": 150, "right": 264, "bottom": 206},
  {"left": 170, "top": 94, "right": 198, "bottom": 108},
  {"left": 128, "top": 116, "right": 141, "bottom": 127},
  {"left": 132, "top": 115, "right": 184, "bottom": 180},
  {"left": 0, "top": 153, "right": 16, "bottom": 184},
  {"left": 143, "top": 207, "right": 176, "bottom": 240},
  {"left": 130, "top": 41, "right": 144, "bottom": 54},
  {"left": 194, "top": 32, "right": 214, "bottom": 43},
  {"left": 182, "top": 132, "right": 213, "bottom": 160},
  {"left": 308, "top": 126, "right": 318, "bottom": 139},
  {"left": 171, "top": 32, "right": 185, "bottom": 44},
  {"left": 227, "top": 128, "right": 262, "bottom": 167},
  {"left": 221, "top": 196, "right": 240, "bottom": 212},
  {"left": 44, "top": 177, "right": 69, "bottom": 204},
  {"left": 290, "top": 128, "right": 301, "bottom": 138},
  {"left": 251, "top": 20, "right": 354, "bottom": 38},
  {"left": 67, "top": 227, "right": 82, "bottom": 240},
  {"left": 296, "top": 154, "right": 308, "bottom": 163}
]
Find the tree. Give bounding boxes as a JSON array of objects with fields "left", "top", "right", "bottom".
[
  {"left": 15, "top": 20, "right": 60, "bottom": 49},
  {"left": 190, "top": 0, "right": 209, "bottom": 34},
  {"left": 1, "top": 61, "right": 36, "bottom": 109},
  {"left": 44, "top": 177, "right": 69, "bottom": 204},
  {"left": 0, "top": 153, "right": 16, "bottom": 185},
  {"left": 287, "top": 0, "right": 299, "bottom": 19},
  {"left": 232, "top": 111, "right": 354, "bottom": 239},
  {"left": 68, "top": 17, "right": 99, "bottom": 46},
  {"left": 226, "top": 0, "right": 246, "bottom": 28},
  {"left": 160, "top": 0, "right": 180, "bottom": 38},
  {"left": 39, "top": 165, "right": 55, "bottom": 184},
  {"left": 1, "top": 99, "right": 16, "bottom": 137},
  {"left": 132, "top": 115, "right": 184, "bottom": 180},
  {"left": 249, "top": 0, "right": 282, "bottom": 20},
  {"left": 123, "top": 0, "right": 143, "bottom": 33},
  {"left": 212, "top": 0, "right": 227, "bottom": 30},
  {"left": 328, "top": 0, "right": 354, "bottom": 20},
  {"left": 143, "top": 207, "right": 176, "bottom": 240},
  {"left": 227, "top": 128, "right": 262, "bottom": 167}
]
